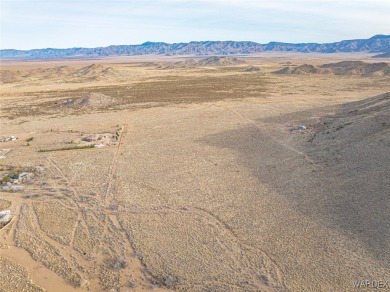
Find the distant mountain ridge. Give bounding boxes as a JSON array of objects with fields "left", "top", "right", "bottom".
[{"left": 1, "top": 35, "right": 390, "bottom": 59}]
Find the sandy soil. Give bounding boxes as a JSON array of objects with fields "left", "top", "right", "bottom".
[{"left": 0, "top": 53, "right": 389, "bottom": 291}]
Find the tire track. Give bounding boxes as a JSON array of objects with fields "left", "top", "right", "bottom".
[
  {"left": 101, "top": 124, "right": 164, "bottom": 289},
  {"left": 217, "top": 103, "right": 319, "bottom": 168},
  {"left": 104, "top": 124, "right": 126, "bottom": 207},
  {"left": 119, "top": 202, "right": 288, "bottom": 291},
  {"left": 17, "top": 125, "right": 85, "bottom": 248}
]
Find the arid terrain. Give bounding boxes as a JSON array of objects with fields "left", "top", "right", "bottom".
[{"left": 0, "top": 53, "right": 389, "bottom": 291}]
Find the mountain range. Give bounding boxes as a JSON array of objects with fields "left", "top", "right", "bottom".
[{"left": 1, "top": 35, "right": 389, "bottom": 59}]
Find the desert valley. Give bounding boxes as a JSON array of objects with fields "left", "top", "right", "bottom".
[{"left": 0, "top": 51, "right": 389, "bottom": 291}]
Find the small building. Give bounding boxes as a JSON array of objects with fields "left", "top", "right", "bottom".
[
  {"left": 6, "top": 172, "right": 33, "bottom": 183},
  {"left": 0, "top": 210, "right": 11, "bottom": 216},
  {"left": 2, "top": 185, "right": 23, "bottom": 192},
  {"left": 18, "top": 172, "right": 31, "bottom": 182},
  {"left": 0, "top": 211, "right": 12, "bottom": 228},
  {"left": 19, "top": 172, "right": 29, "bottom": 178},
  {"left": 0, "top": 136, "right": 18, "bottom": 142}
]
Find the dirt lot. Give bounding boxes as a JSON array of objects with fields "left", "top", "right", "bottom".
[{"left": 0, "top": 53, "right": 389, "bottom": 291}]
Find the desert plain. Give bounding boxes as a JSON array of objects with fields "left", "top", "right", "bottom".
[{"left": 0, "top": 53, "right": 389, "bottom": 291}]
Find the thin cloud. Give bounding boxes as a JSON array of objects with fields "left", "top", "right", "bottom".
[{"left": 1, "top": 0, "right": 389, "bottom": 49}]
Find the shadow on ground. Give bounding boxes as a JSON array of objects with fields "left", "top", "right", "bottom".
[{"left": 198, "top": 92, "right": 390, "bottom": 268}]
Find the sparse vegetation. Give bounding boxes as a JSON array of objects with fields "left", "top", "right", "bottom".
[
  {"left": 38, "top": 144, "right": 94, "bottom": 152},
  {"left": 112, "top": 256, "right": 127, "bottom": 270},
  {"left": 0, "top": 257, "right": 44, "bottom": 292},
  {"left": 0, "top": 56, "right": 389, "bottom": 292},
  {"left": 0, "top": 199, "right": 11, "bottom": 210}
]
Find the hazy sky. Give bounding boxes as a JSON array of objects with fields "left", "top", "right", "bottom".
[{"left": 1, "top": 0, "right": 389, "bottom": 50}]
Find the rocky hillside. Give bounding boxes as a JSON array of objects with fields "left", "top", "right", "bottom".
[
  {"left": 372, "top": 52, "right": 390, "bottom": 58},
  {"left": 142, "top": 56, "right": 245, "bottom": 69},
  {"left": 1, "top": 35, "right": 390, "bottom": 59},
  {"left": 0, "top": 64, "right": 122, "bottom": 83},
  {"left": 274, "top": 61, "right": 390, "bottom": 76}
]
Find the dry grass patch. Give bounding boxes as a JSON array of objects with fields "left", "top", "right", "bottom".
[
  {"left": 120, "top": 208, "right": 284, "bottom": 291},
  {"left": 0, "top": 199, "right": 11, "bottom": 210},
  {"left": 33, "top": 201, "right": 77, "bottom": 245},
  {"left": 15, "top": 204, "right": 81, "bottom": 286},
  {"left": 0, "top": 256, "right": 44, "bottom": 292}
]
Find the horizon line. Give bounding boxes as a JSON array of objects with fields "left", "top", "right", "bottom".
[{"left": 1, "top": 34, "right": 389, "bottom": 51}]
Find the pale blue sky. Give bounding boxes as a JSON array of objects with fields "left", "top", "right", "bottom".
[{"left": 1, "top": 0, "right": 389, "bottom": 49}]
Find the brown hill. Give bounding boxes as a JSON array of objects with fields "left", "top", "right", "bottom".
[
  {"left": 100, "top": 67, "right": 122, "bottom": 77},
  {"left": 16, "top": 66, "right": 75, "bottom": 80},
  {"left": 197, "top": 56, "right": 245, "bottom": 66},
  {"left": 320, "top": 61, "right": 390, "bottom": 76},
  {"left": 141, "top": 62, "right": 163, "bottom": 67},
  {"left": 274, "top": 64, "right": 328, "bottom": 75},
  {"left": 149, "top": 56, "right": 246, "bottom": 70},
  {"left": 301, "top": 92, "right": 390, "bottom": 259},
  {"left": 372, "top": 52, "right": 390, "bottom": 58},
  {"left": 292, "top": 64, "right": 322, "bottom": 74},
  {"left": 39, "top": 66, "right": 74, "bottom": 79},
  {"left": 274, "top": 61, "right": 390, "bottom": 76},
  {"left": 0, "top": 64, "right": 123, "bottom": 83},
  {"left": 172, "top": 59, "right": 197, "bottom": 68},
  {"left": 243, "top": 66, "right": 261, "bottom": 72},
  {"left": 75, "top": 64, "right": 106, "bottom": 78},
  {"left": 154, "top": 59, "right": 198, "bottom": 69},
  {"left": 0, "top": 70, "right": 24, "bottom": 83},
  {"left": 72, "top": 64, "right": 122, "bottom": 80},
  {"left": 311, "top": 92, "right": 390, "bottom": 146},
  {"left": 273, "top": 67, "right": 292, "bottom": 74}
]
